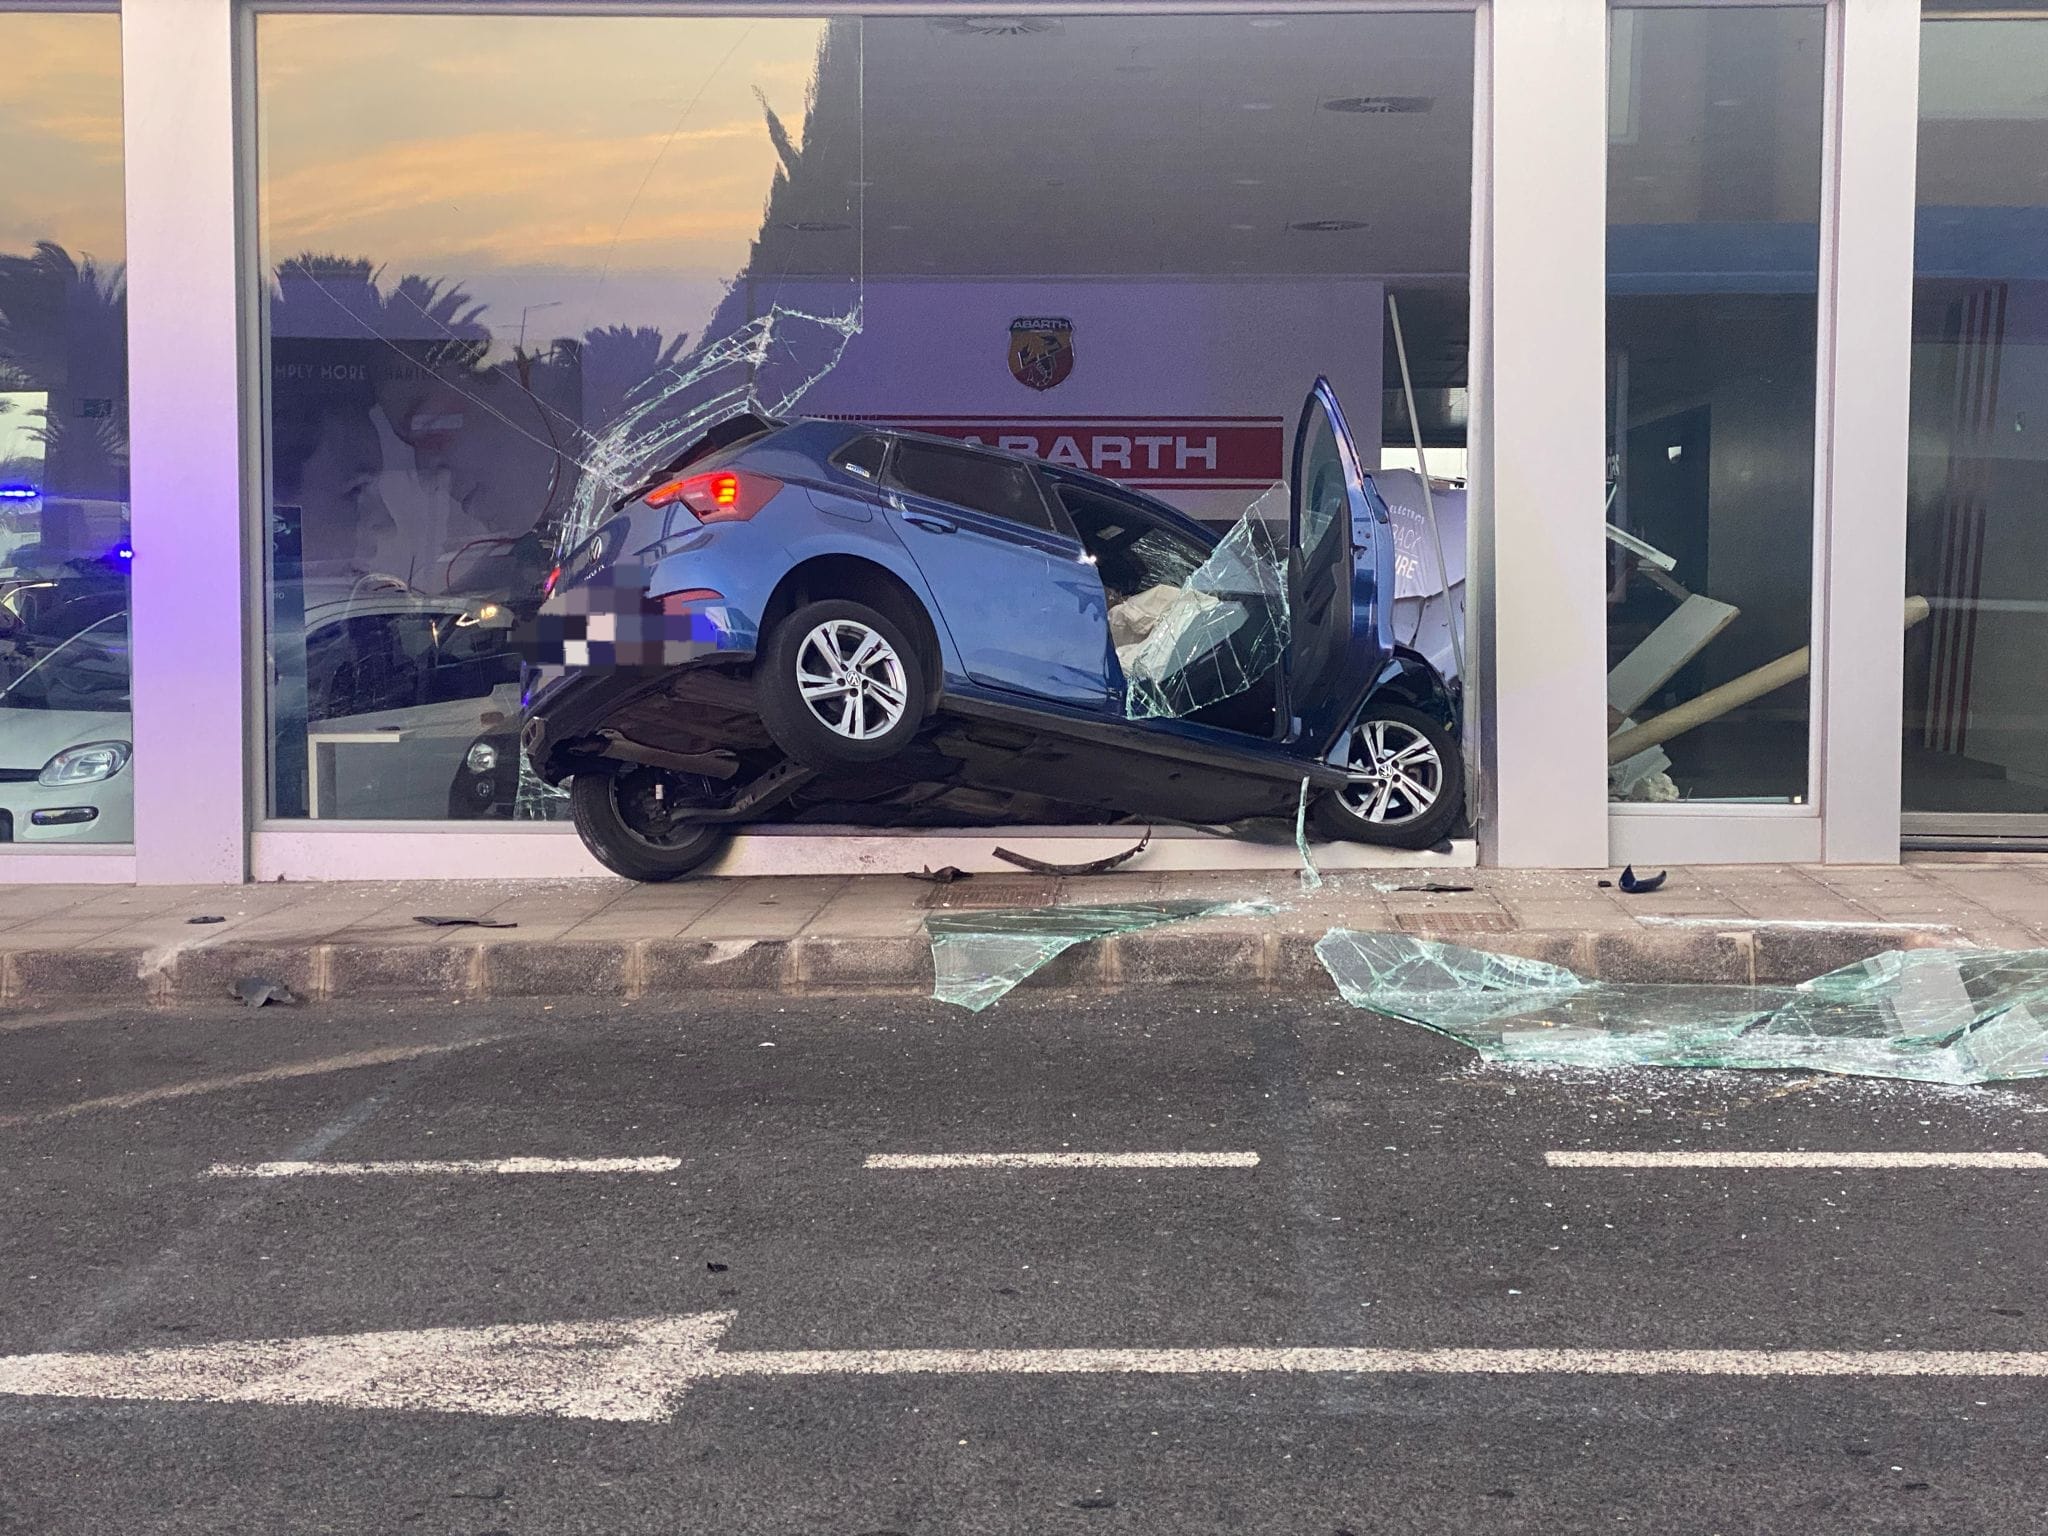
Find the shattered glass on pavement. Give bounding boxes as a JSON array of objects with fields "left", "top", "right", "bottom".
[
  {"left": 930, "top": 900, "right": 1283, "bottom": 1012},
  {"left": 1315, "top": 932, "right": 2048, "bottom": 1085},
  {"left": 1123, "top": 487, "right": 1291, "bottom": 720}
]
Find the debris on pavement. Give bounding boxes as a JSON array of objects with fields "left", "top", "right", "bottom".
[
  {"left": 411, "top": 915, "right": 518, "bottom": 929},
  {"left": 928, "top": 899, "right": 1283, "bottom": 1012},
  {"left": 185, "top": 915, "right": 226, "bottom": 925},
  {"left": 230, "top": 977, "right": 296, "bottom": 1008},
  {"left": 991, "top": 831, "right": 1150, "bottom": 877},
  {"left": 1618, "top": 864, "right": 1669, "bottom": 894},
  {"left": 1314, "top": 931, "right": 2048, "bottom": 1084},
  {"left": 905, "top": 866, "right": 973, "bottom": 885}
]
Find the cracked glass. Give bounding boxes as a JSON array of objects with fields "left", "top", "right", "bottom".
[
  {"left": 1122, "top": 486, "right": 1291, "bottom": 721},
  {"left": 929, "top": 899, "right": 1282, "bottom": 1012},
  {"left": 1316, "top": 932, "right": 2048, "bottom": 1084}
]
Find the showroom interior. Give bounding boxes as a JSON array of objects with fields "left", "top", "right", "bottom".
[{"left": 0, "top": 0, "right": 2036, "bottom": 884}]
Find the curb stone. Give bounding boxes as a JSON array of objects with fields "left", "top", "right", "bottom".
[{"left": 0, "top": 923, "right": 1960, "bottom": 1007}]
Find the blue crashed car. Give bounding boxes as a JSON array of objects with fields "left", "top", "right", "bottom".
[{"left": 522, "top": 379, "right": 1462, "bottom": 880}]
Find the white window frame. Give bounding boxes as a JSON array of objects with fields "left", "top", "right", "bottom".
[
  {"left": 24, "top": 0, "right": 1918, "bottom": 883},
  {"left": 1603, "top": 0, "right": 1922, "bottom": 868}
]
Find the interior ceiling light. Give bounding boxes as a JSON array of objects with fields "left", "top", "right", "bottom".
[
  {"left": 783, "top": 220, "right": 851, "bottom": 233},
  {"left": 1240, "top": 101, "right": 1275, "bottom": 111},
  {"left": 1324, "top": 96, "right": 1434, "bottom": 115},
  {"left": 1290, "top": 219, "right": 1368, "bottom": 233},
  {"left": 929, "top": 16, "right": 1061, "bottom": 37}
]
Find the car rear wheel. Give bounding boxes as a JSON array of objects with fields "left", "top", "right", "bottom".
[
  {"left": 570, "top": 767, "right": 730, "bottom": 882},
  {"left": 1312, "top": 703, "right": 1463, "bottom": 850},
  {"left": 756, "top": 598, "right": 928, "bottom": 767}
]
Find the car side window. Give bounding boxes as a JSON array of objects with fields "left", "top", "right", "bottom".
[
  {"left": 833, "top": 434, "right": 887, "bottom": 481},
  {"left": 306, "top": 614, "right": 435, "bottom": 720},
  {"left": 1299, "top": 407, "right": 1349, "bottom": 556},
  {"left": 886, "top": 439, "right": 1054, "bottom": 532},
  {"left": 1057, "top": 485, "right": 1208, "bottom": 601}
]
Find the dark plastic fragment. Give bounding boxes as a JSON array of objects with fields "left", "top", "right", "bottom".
[
  {"left": 230, "top": 977, "right": 296, "bottom": 1008},
  {"left": 992, "top": 831, "right": 1150, "bottom": 877}
]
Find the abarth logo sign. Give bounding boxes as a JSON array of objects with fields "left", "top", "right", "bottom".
[{"left": 1007, "top": 317, "right": 1074, "bottom": 392}]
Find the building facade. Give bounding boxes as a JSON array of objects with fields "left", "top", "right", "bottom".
[{"left": 0, "top": 0, "right": 2039, "bottom": 885}]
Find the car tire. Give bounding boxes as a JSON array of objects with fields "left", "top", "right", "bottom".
[
  {"left": 570, "top": 768, "right": 730, "bottom": 882},
  {"left": 756, "top": 598, "right": 928, "bottom": 767},
  {"left": 1312, "top": 702, "right": 1464, "bottom": 850}
]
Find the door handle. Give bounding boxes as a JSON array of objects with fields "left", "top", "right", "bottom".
[{"left": 902, "top": 512, "right": 956, "bottom": 534}]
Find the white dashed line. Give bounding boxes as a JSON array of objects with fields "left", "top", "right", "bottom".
[
  {"left": 1547, "top": 1150, "right": 2048, "bottom": 1170},
  {"left": 204, "top": 1157, "right": 682, "bottom": 1179},
  {"left": 865, "top": 1151, "right": 1260, "bottom": 1171}
]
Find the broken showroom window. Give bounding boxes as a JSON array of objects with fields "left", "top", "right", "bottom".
[{"left": 251, "top": 10, "right": 1476, "bottom": 870}]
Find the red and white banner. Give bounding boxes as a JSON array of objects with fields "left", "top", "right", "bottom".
[{"left": 816, "top": 415, "right": 1282, "bottom": 491}]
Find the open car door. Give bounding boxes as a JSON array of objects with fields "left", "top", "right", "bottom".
[{"left": 1285, "top": 378, "right": 1395, "bottom": 753}]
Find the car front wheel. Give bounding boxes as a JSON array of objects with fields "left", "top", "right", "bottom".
[
  {"left": 1313, "top": 702, "right": 1463, "bottom": 850},
  {"left": 756, "top": 598, "right": 928, "bottom": 767},
  {"left": 570, "top": 768, "right": 730, "bottom": 882}
]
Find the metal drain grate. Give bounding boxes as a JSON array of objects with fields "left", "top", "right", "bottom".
[
  {"left": 923, "top": 878, "right": 1064, "bottom": 910},
  {"left": 1393, "top": 911, "right": 1516, "bottom": 935}
]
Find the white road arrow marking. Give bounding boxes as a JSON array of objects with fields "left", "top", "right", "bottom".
[
  {"left": 0, "top": 1315, "right": 735, "bottom": 1422},
  {"left": 8, "top": 1316, "right": 2048, "bottom": 1420}
]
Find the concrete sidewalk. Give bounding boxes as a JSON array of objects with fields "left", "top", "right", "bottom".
[{"left": 3, "top": 856, "right": 2045, "bottom": 1007}]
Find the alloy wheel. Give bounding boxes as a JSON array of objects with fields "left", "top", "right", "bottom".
[
  {"left": 1339, "top": 717, "right": 1444, "bottom": 826},
  {"left": 794, "top": 618, "right": 911, "bottom": 740}
]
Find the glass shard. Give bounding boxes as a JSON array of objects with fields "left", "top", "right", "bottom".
[
  {"left": 1294, "top": 778, "right": 1324, "bottom": 892},
  {"left": 1123, "top": 486, "right": 1290, "bottom": 720},
  {"left": 1315, "top": 932, "right": 2048, "bottom": 1084},
  {"left": 929, "top": 899, "right": 1283, "bottom": 1013}
]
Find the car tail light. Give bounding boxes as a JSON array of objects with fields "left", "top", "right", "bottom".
[{"left": 645, "top": 468, "right": 782, "bottom": 522}]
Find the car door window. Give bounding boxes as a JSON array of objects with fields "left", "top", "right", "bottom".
[
  {"left": 430, "top": 613, "right": 520, "bottom": 704},
  {"left": 886, "top": 439, "right": 1055, "bottom": 531},
  {"left": 0, "top": 617, "right": 129, "bottom": 712},
  {"left": 832, "top": 434, "right": 888, "bottom": 481},
  {"left": 1299, "top": 409, "right": 1350, "bottom": 559},
  {"left": 1056, "top": 485, "right": 1207, "bottom": 601}
]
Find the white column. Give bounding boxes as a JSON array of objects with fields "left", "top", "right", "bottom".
[
  {"left": 1816, "top": 0, "right": 1921, "bottom": 863},
  {"left": 122, "top": 0, "right": 249, "bottom": 883},
  {"left": 1469, "top": 0, "right": 1611, "bottom": 867}
]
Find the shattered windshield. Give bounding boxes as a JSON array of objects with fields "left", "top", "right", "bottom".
[{"left": 1316, "top": 932, "right": 2048, "bottom": 1085}]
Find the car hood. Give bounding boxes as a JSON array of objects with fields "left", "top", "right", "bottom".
[{"left": 0, "top": 706, "right": 132, "bottom": 771}]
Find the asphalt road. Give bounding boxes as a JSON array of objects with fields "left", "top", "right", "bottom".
[{"left": 3, "top": 989, "right": 2047, "bottom": 1534}]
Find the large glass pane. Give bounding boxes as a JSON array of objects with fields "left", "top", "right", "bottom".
[
  {"left": 1605, "top": 7, "right": 1825, "bottom": 806},
  {"left": 1903, "top": 9, "right": 2048, "bottom": 824},
  {"left": 0, "top": 13, "right": 131, "bottom": 846},
  {"left": 253, "top": 12, "right": 1473, "bottom": 835}
]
